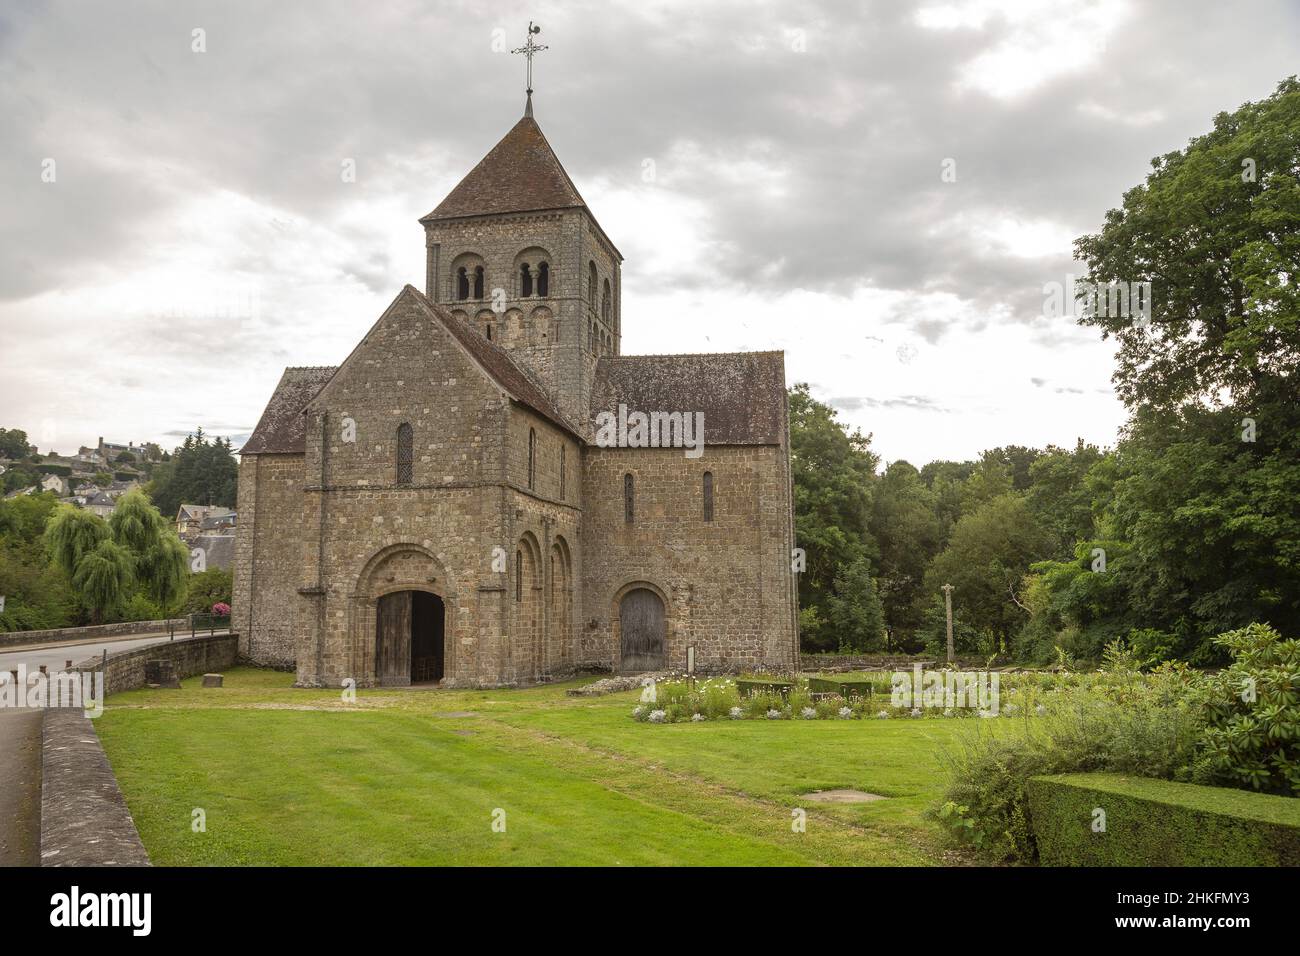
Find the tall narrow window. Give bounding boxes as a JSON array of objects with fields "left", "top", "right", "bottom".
[
  {"left": 527, "top": 428, "right": 536, "bottom": 490},
  {"left": 520, "top": 263, "right": 533, "bottom": 297},
  {"left": 588, "top": 262, "right": 597, "bottom": 306},
  {"left": 396, "top": 423, "right": 413, "bottom": 486},
  {"left": 537, "top": 262, "right": 549, "bottom": 297},
  {"left": 485, "top": 323, "right": 492, "bottom": 341},
  {"left": 623, "top": 473, "right": 634, "bottom": 524},
  {"left": 456, "top": 267, "right": 469, "bottom": 300},
  {"left": 602, "top": 279, "right": 611, "bottom": 324},
  {"left": 473, "top": 266, "right": 484, "bottom": 299},
  {"left": 703, "top": 471, "right": 714, "bottom": 522},
  {"left": 515, "top": 550, "right": 523, "bottom": 602},
  {"left": 559, "top": 445, "right": 566, "bottom": 500}
]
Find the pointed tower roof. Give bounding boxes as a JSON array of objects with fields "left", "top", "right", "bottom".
[{"left": 420, "top": 110, "right": 588, "bottom": 223}]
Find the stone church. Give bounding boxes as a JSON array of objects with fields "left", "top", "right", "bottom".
[{"left": 232, "top": 97, "right": 798, "bottom": 687}]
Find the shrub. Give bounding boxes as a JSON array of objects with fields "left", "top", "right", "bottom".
[
  {"left": 1028, "top": 772, "right": 1300, "bottom": 866},
  {"left": 1190, "top": 623, "right": 1300, "bottom": 796},
  {"left": 935, "top": 672, "right": 1207, "bottom": 863}
]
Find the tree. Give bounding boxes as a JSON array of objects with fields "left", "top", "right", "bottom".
[
  {"left": 923, "top": 494, "right": 1054, "bottom": 655},
  {"left": 870, "top": 460, "right": 943, "bottom": 647},
  {"left": 1075, "top": 76, "right": 1300, "bottom": 413},
  {"left": 1024, "top": 440, "right": 1106, "bottom": 555},
  {"left": 182, "top": 566, "right": 233, "bottom": 615},
  {"left": 71, "top": 539, "right": 133, "bottom": 624},
  {"left": 44, "top": 505, "right": 109, "bottom": 579},
  {"left": 788, "top": 384, "right": 880, "bottom": 650},
  {"left": 109, "top": 489, "right": 190, "bottom": 614},
  {"left": 824, "top": 557, "right": 887, "bottom": 652},
  {"left": 147, "top": 429, "right": 238, "bottom": 517},
  {"left": 0, "top": 427, "right": 31, "bottom": 460}
]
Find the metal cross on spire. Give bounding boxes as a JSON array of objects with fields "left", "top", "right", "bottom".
[{"left": 511, "top": 22, "right": 548, "bottom": 102}]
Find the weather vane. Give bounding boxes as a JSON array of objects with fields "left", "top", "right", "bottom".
[{"left": 511, "top": 22, "right": 548, "bottom": 98}]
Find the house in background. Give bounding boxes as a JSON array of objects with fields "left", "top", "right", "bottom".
[
  {"left": 177, "top": 504, "right": 233, "bottom": 539},
  {"left": 82, "top": 491, "right": 115, "bottom": 517},
  {"left": 40, "top": 474, "right": 70, "bottom": 496}
]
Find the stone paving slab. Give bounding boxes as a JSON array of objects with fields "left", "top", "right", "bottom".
[{"left": 0, "top": 708, "right": 43, "bottom": 866}]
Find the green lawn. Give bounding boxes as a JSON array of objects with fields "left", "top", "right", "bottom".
[{"left": 95, "top": 668, "right": 976, "bottom": 866}]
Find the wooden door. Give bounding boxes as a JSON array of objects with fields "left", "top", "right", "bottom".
[
  {"left": 619, "top": 588, "right": 665, "bottom": 672},
  {"left": 376, "top": 591, "right": 413, "bottom": 686}
]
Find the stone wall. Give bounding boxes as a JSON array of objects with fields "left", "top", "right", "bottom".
[
  {"left": 799, "top": 653, "right": 994, "bottom": 672},
  {"left": 232, "top": 452, "right": 304, "bottom": 666},
  {"left": 581, "top": 445, "right": 797, "bottom": 674},
  {"left": 71, "top": 633, "right": 238, "bottom": 697},
  {"left": 40, "top": 709, "right": 150, "bottom": 867},
  {"left": 0, "top": 618, "right": 188, "bottom": 650}
]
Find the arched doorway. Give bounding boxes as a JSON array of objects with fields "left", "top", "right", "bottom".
[
  {"left": 619, "top": 587, "right": 666, "bottom": 672},
  {"left": 376, "top": 590, "right": 445, "bottom": 686}
]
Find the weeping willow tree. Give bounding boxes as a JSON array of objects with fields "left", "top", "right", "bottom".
[
  {"left": 43, "top": 504, "right": 109, "bottom": 579},
  {"left": 70, "top": 540, "right": 133, "bottom": 624},
  {"left": 109, "top": 489, "right": 189, "bottom": 614}
]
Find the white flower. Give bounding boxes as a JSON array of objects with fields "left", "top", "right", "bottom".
[
  {"left": 766, "top": 709, "right": 782, "bottom": 720},
  {"left": 978, "top": 709, "right": 997, "bottom": 718},
  {"left": 729, "top": 706, "right": 743, "bottom": 719},
  {"left": 910, "top": 707, "right": 923, "bottom": 718},
  {"left": 943, "top": 708, "right": 954, "bottom": 717},
  {"left": 877, "top": 710, "right": 891, "bottom": 719},
  {"left": 1036, "top": 704, "right": 1047, "bottom": 716},
  {"left": 837, "top": 706, "right": 852, "bottom": 719},
  {"left": 801, "top": 707, "right": 816, "bottom": 719},
  {"left": 648, "top": 709, "right": 667, "bottom": 723},
  {"left": 632, "top": 705, "right": 644, "bottom": 718},
  {"left": 691, "top": 713, "right": 706, "bottom": 722}
]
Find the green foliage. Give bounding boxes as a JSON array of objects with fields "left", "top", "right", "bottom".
[
  {"left": 110, "top": 489, "right": 189, "bottom": 613},
  {"left": 1191, "top": 623, "right": 1300, "bottom": 796},
  {"left": 1028, "top": 772, "right": 1300, "bottom": 866},
  {"left": 72, "top": 539, "right": 134, "bottom": 624},
  {"left": 43, "top": 504, "right": 110, "bottom": 579},
  {"left": 1075, "top": 76, "right": 1300, "bottom": 413},
  {"left": 182, "top": 567, "right": 232, "bottom": 616},
  {"left": 923, "top": 494, "right": 1053, "bottom": 652},
  {"left": 146, "top": 428, "right": 238, "bottom": 518},
  {"left": 936, "top": 665, "right": 1208, "bottom": 862},
  {"left": 824, "top": 557, "right": 886, "bottom": 652},
  {"left": 0, "top": 427, "right": 32, "bottom": 460},
  {"left": 788, "top": 384, "right": 881, "bottom": 652},
  {"left": 2, "top": 464, "right": 41, "bottom": 494},
  {"left": 869, "top": 460, "right": 943, "bottom": 644}
]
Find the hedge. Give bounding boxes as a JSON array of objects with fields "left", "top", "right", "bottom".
[{"left": 1027, "top": 772, "right": 1300, "bottom": 866}]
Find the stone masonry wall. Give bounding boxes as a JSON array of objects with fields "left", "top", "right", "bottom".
[
  {"left": 232, "top": 453, "right": 304, "bottom": 666},
  {"left": 580, "top": 444, "right": 797, "bottom": 674}
]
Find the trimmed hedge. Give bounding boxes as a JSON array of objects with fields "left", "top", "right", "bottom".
[
  {"left": 1028, "top": 772, "right": 1300, "bottom": 866},
  {"left": 807, "top": 677, "right": 875, "bottom": 699}
]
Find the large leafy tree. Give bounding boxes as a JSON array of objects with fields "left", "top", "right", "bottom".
[
  {"left": 0, "top": 427, "right": 32, "bottom": 460},
  {"left": 1075, "top": 76, "right": 1300, "bottom": 412},
  {"left": 789, "top": 384, "right": 880, "bottom": 651},
  {"left": 870, "top": 460, "right": 943, "bottom": 646},
  {"left": 1064, "top": 76, "right": 1300, "bottom": 662},
  {"left": 923, "top": 494, "right": 1054, "bottom": 656}
]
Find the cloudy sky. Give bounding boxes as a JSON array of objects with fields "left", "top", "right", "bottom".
[{"left": 2, "top": 0, "right": 1298, "bottom": 466}]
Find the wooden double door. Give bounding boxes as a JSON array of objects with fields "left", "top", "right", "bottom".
[{"left": 376, "top": 590, "right": 445, "bottom": 686}]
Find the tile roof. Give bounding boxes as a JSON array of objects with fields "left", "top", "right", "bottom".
[
  {"left": 591, "top": 352, "right": 788, "bottom": 445},
  {"left": 240, "top": 367, "right": 337, "bottom": 455},
  {"left": 421, "top": 115, "right": 587, "bottom": 223}
]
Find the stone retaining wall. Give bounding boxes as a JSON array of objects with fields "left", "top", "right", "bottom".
[
  {"left": 0, "top": 618, "right": 188, "bottom": 650},
  {"left": 72, "top": 633, "right": 238, "bottom": 697},
  {"left": 40, "top": 709, "right": 150, "bottom": 867}
]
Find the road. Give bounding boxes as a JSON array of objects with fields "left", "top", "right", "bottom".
[
  {"left": 0, "top": 628, "right": 228, "bottom": 867},
  {"left": 0, "top": 628, "right": 230, "bottom": 675}
]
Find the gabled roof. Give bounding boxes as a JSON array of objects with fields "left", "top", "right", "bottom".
[
  {"left": 406, "top": 288, "right": 580, "bottom": 436},
  {"left": 591, "top": 352, "right": 788, "bottom": 446},
  {"left": 421, "top": 114, "right": 587, "bottom": 223},
  {"left": 240, "top": 367, "right": 337, "bottom": 455}
]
